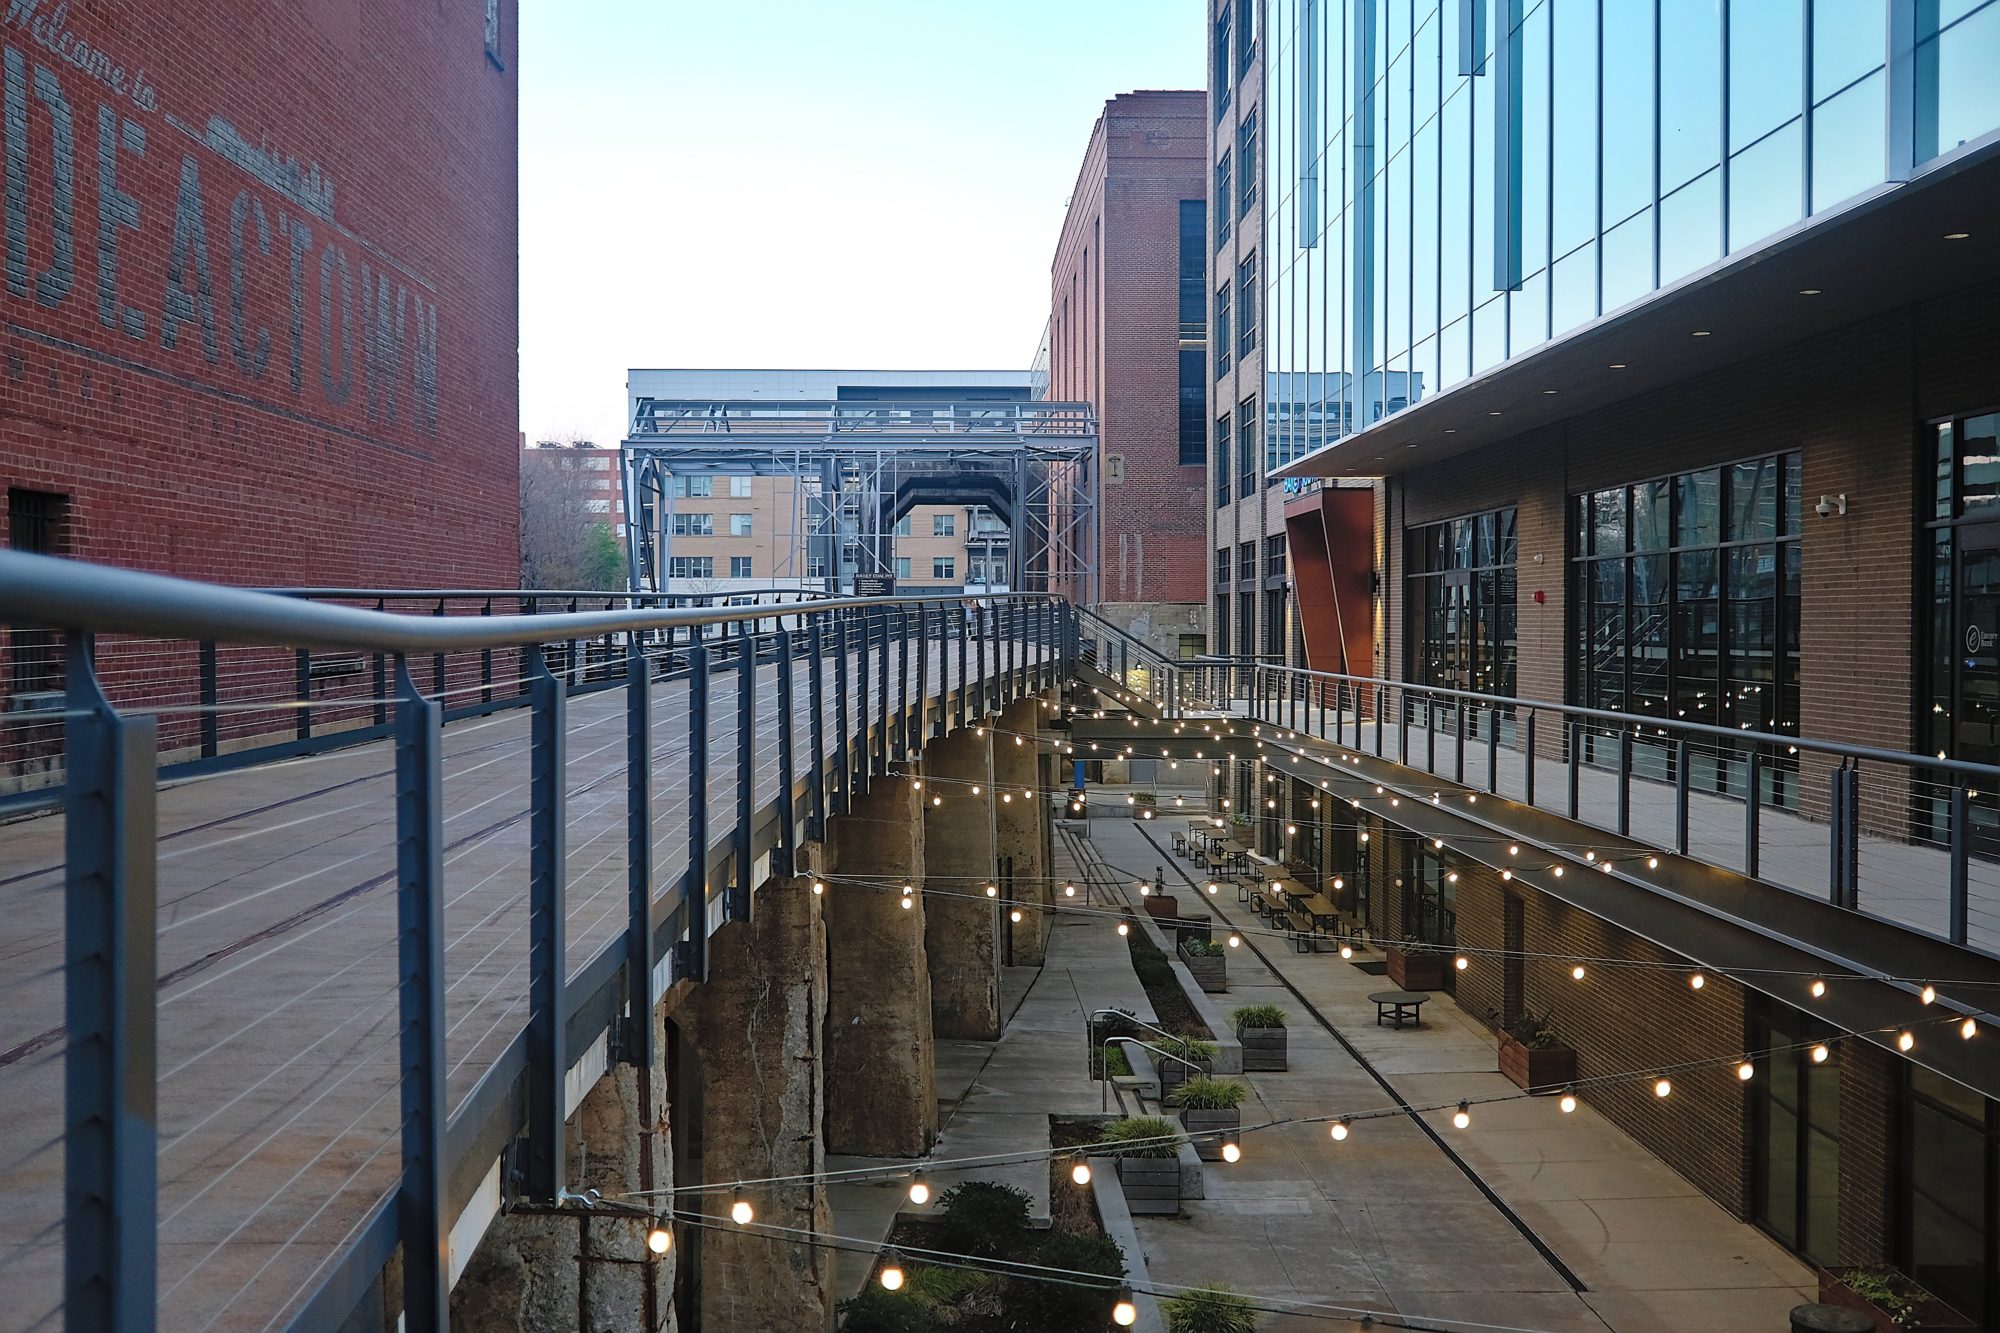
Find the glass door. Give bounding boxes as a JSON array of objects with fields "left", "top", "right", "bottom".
[{"left": 1957, "top": 533, "right": 2000, "bottom": 853}]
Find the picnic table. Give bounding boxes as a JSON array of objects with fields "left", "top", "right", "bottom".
[{"left": 1368, "top": 990, "right": 1431, "bottom": 1029}]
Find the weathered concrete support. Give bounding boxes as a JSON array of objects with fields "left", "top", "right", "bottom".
[
  {"left": 923, "top": 728, "right": 1001, "bottom": 1038},
  {"left": 994, "top": 697, "right": 1051, "bottom": 966},
  {"left": 825, "top": 776, "right": 937, "bottom": 1156},
  {"left": 681, "top": 849, "right": 835, "bottom": 1331},
  {"left": 452, "top": 1043, "right": 673, "bottom": 1332}
]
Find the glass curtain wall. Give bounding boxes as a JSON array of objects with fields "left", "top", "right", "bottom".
[
  {"left": 1264, "top": 0, "right": 2000, "bottom": 456},
  {"left": 1923, "top": 413, "right": 2000, "bottom": 850},
  {"left": 1406, "top": 508, "right": 1518, "bottom": 696}
]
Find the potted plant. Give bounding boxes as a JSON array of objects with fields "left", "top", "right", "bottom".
[
  {"left": 1167, "top": 1075, "right": 1248, "bottom": 1161},
  {"left": 1229, "top": 813, "right": 1254, "bottom": 847},
  {"left": 1386, "top": 942, "right": 1449, "bottom": 990},
  {"left": 1179, "top": 936, "right": 1228, "bottom": 992},
  {"left": 1232, "top": 1003, "right": 1288, "bottom": 1071},
  {"left": 1162, "top": 1285, "right": 1258, "bottom": 1333},
  {"left": 1155, "top": 1036, "right": 1217, "bottom": 1100},
  {"left": 1498, "top": 1011, "right": 1577, "bottom": 1093},
  {"left": 1102, "top": 1115, "right": 1182, "bottom": 1216},
  {"left": 1818, "top": 1265, "right": 1977, "bottom": 1331}
]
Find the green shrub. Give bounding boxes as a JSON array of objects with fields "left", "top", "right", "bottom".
[
  {"left": 1159, "top": 1036, "right": 1218, "bottom": 1064},
  {"left": 834, "top": 1285, "right": 937, "bottom": 1333},
  {"left": 1162, "top": 1284, "right": 1259, "bottom": 1333},
  {"left": 1100, "top": 1116, "right": 1181, "bottom": 1158},
  {"left": 1181, "top": 937, "right": 1226, "bottom": 957},
  {"left": 1230, "top": 1003, "right": 1287, "bottom": 1029},
  {"left": 1508, "top": 1010, "right": 1563, "bottom": 1051},
  {"left": 1006, "top": 1229, "right": 1127, "bottom": 1327},
  {"left": 1167, "top": 1075, "right": 1249, "bottom": 1110},
  {"left": 1134, "top": 956, "right": 1175, "bottom": 987},
  {"left": 905, "top": 1263, "right": 1000, "bottom": 1312},
  {"left": 1102, "top": 1045, "right": 1133, "bottom": 1077},
  {"left": 930, "top": 1181, "right": 1032, "bottom": 1259}
]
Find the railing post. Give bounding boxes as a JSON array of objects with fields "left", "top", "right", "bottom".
[
  {"left": 1426, "top": 698, "right": 1437, "bottom": 774},
  {"left": 1674, "top": 735, "right": 1691, "bottom": 855},
  {"left": 1487, "top": 707, "right": 1499, "bottom": 793},
  {"left": 777, "top": 627, "right": 797, "bottom": 874},
  {"left": 199, "top": 640, "right": 219, "bottom": 758},
  {"left": 733, "top": 633, "right": 754, "bottom": 922},
  {"left": 1524, "top": 710, "right": 1536, "bottom": 806},
  {"left": 392, "top": 657, "right": 448, "bottom": 1333},
  {"left": 957, "top": 605, "right": 970, "bottom": 730},
  {"left": 625, "top": 643, "right": 656, "bottom": 1069},
  {"left": 1005, "top": 604, "right": 1018, "bottom": 707},
  {"left": 1453, "top": 699, "right": 1466, "bottom": 784},
  {"left": 63, "top": 633, "right": 157, "bottom": 1333},
  {"left": 1951, "top": 785, "right": 1971, "bottom": 945},
  {"left": 683, "top": 642, "right": 711, "bottom": 979},
  {"left": 1617, "top": 728, "right": 1633, "bottom": 837},
  {"left": 295, "top": 648, "right": 312, "bottom": 741},
  {"left": 856, "top": 609, "right": 874, "bottom": 791},
  {"left": 1567, "top": 722, "right": 1581, "bottom": 820},
  {"left": 1837, "top": 764, "right": 1861, "bottom": 910},
  {"left": 808, "top": 621, "right": 828, "bottom": 838},
  {"left": 895, "top": 606, "right": 911, "bottom": 761},
  {"left": 834, "top": 618, "right": 852, "bottom": 812},
  {"left": 875, "top": 607, "right": 891, "bottom": 775},
  {"left": 1745, "top": 747, "right": 1764, "bottom": 880},
  {"left": 524, "top": 646, "right": 568, "bottom": 1202}
]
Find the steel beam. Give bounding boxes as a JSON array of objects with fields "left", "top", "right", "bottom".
[{"left": 524, "top": 647, "right": 568, "bottom": 1203}]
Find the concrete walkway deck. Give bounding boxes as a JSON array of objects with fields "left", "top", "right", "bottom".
[{"left": 1091, "top": 815, "right": 1815, "bottom": 1332}]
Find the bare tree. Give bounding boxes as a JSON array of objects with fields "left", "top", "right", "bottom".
[{"left": 521, "top": 437, "right": 624, "bottom": 590}]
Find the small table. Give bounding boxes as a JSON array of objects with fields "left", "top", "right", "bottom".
[{"left": 1368, "top": 991, "right": 1431, "bottom": 1029}]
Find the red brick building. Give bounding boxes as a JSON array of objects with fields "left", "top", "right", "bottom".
[
  {"left": 0, "top": 0, "right": 520, "bottom": 589},
  {"left": 1046, "top": 90, "right": 1208, "bottom": 655}
]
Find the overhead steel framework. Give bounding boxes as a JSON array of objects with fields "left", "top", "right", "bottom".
[{"left": 621, "top": 399, "right": 1098, "bottom": 602}]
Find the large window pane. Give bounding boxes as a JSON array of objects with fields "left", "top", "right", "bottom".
[
  {"left": 1659, "top": 169, "right": 1722, "bottom": 284},
  {"left": 1678, "top": 469, "right": 1723, "bottom": 547},
  {"left": 1601, "top": 2, "right": 1657, "bottom": 226},
  {"left": 1961, "top": 414, "right": 2000, "bottom": 514},
  {"left": 1601, "top": 207, "right": 1654, "bottom": 311},
  {"left": 1811, "top": 71, "right": 1887, "bottom": 213},
  {"left": 1551, "top": 240, "right": 1597, "bottom": 335},
  {"left": 1729, "top": 122, "right": 1804, "bottom": 251},
  {"left": 1812, "top": 0, "right": 1886, "bottom": 100},
  {"left": 1730, "top": 457, "right": 1780, "bottom": 541},
  {"left": 1731, "top": 0, "right": 1803, "bottom": 152},
  {"left": 1551, "top": 0, "right": 1599, "bottom": 256},
  {"left": 1659, "top": 0, "right": 1722, "bottom": 192},
  {"left": 1920, "top": 2, "right": 2000, "bottom": 164},
  {"left": 1907, "top": 1098, "right": 1987, "bottom": 1322}
]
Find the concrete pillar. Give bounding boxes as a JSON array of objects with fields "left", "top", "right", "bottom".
[
  {"left": 452, "top": 1044, "right": 674, "bottom": 1332},
  {"left": 994, "top": 697, "right": 1051, "bottom": 967},
  {"left": 680, "top": 851, "right": 835, "bottom": 1331},
  {"left": 923, "top": 728, "right": 1001, "bottom": 1038},
  {"left": 825, "top": 776, "right": 937, "bottom": 1157}
]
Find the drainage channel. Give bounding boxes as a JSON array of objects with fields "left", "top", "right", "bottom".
[{"left": 1129, "top": 819, "right": 1589, "bottom": 1295}]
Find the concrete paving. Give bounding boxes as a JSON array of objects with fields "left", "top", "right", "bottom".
[{"left": 1093, "top": 814, "right": 1816, "bottom": 1333}]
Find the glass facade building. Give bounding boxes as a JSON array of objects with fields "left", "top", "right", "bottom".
[{"left": 1263, "top": 0, "right": 2000, "bottom": 473}]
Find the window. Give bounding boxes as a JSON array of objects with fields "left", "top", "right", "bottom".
[
  {"left": 1215, "top": 282, "right": 1232, "bottom": 378},
  {"left": 484, "top": 0, "right": 504, "bottom": 68},
  {"left": 730, "top": 556, "right": 754, "bottom": 578},
  {"left": 1236, "top": 400, "right": 1258, "bottom": 497},
  {"left": 806, "top": 555, "right": 828, "bottom": 578},
  {"left": 1216, "top": 547, "right": 1232, "bottom": 587},
  {"left": 1264, "top": 535, "right": 1288, "bottom": 660},
  {"left": 1215, "top": 152, "right": 1232, "bottom": 249},
  {"left": 1570, "top": 453, "right": 1801, "bottom": 797},
  {"left": 670, "top": 476, "right": 713, "bottom": 498},
  {"left": 894, "top": 516, "right": 913, "bottom": 537},
  {"left": 1900, "top": 1062, "right": 1999, "bottom": 1327},
  {"left": 730, "top": 476, "right": 754, "bottom": 497},
  {"left": 668, "top": 556, "right": 714, "bottom": 579},
  {"left": 1238, "top": 254, "right": 1257, "bottom": 357},
  {"left": 932, "top": 514, "right": 955, "bottom": 537},
  {"left": 671, "top": 512, "right": 713, "bottom": 537},
  {"left": 584, "top": 499, "right": 610, "bottom": 513},
  {"left": 1408, "top": 507, "right": 1519, "bottom": 697},
  {"left": 729, "top": 513, "right": 753, "bottom": 537},
  {"left": 933, "top": 557, "right": 955, "bottom": 580},
  {"left": 1213, "top": 8, "right": 1232, "bottom": 121},
  {"left": 895, "top": 557, "right": 913, "bottom": 579},
  {"left": 1749, "top": 996, "right": 1840, "bottom": 1267},
  {"left": 1214, "top": 412, "right": 1232, "bottom": 506},
  {"left": 1236, "top": 0, "right": 1255, "bottom": 73},
  {"left": 582, "top": 456, "right": 610, "bottom": 471},
  {"left": 1237, "top": 111, "right": 1258, "bottom": 219},
  {"left": 7, "top": 489, "right": 66, "bottom": 694},
  {"left": 1213, "top": 592, "right": 1232, "bottom": 654}
]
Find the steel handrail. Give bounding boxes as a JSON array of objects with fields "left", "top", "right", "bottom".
[
  {"left": 1226, "top": 656, "right": 2000, "bottom": 785},
  {"left": 259, "top": 586, "right": 843, "bottom": 601},
  {"left": 1099, "top": 1038, "right": 1204, "bottom": 1113},
  {"left": 0, "top": 552, "right": 1061, "bottom": 656}
]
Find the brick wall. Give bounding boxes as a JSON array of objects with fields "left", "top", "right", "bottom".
[{"left": 0, "top": 0, "right": 520, "bottom": 589}]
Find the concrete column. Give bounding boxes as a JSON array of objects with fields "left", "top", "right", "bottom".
[
  {"left": 452, "top": 1042, "right": 674, "bottom": 1332},
  {"left": 681, "top": 850, "right": 835, "bottom": 1331},
  {"left": 994, "top": 697, "right": 1051, "bottom": 967},
  {"left": 923, "top": 728, "right": 1001, "bottom": 1039},
  {"left": 825, "top": 776, "right": 937, "bottom": 1157}
]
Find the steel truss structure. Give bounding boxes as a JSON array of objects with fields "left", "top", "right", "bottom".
[{"left": 621, "top": 399, "right": 1098, "bottom": 602}]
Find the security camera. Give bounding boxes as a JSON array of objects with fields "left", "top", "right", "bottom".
[{"left": 1815, "top": 494, "right": 1847, "bottom": 518}]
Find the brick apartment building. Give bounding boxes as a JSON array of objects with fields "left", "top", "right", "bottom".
[
  {"left": 1047, "top": 90, "right": 1209, "bottom": 658},
  {"left": 0, "top": 1, "right": 521, "bottom": 590},
  {"left": 1227, "top": 0, "right": 2000, "bottom": 1321}
]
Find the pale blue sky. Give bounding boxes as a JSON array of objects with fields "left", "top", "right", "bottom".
[{"left": 518, "top": 0, "right": 1202, "bottom": 448}]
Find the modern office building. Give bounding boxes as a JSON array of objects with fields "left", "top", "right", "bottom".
[
  {"left": 622, "top": 369, "right": 1024, "bottom": 595},
  {"left": 1047, "top": 91, "right": 1211, "bottom": 659},
  {"left": 1244, "top": 0, "right": 2000, "bottom": 1321}
]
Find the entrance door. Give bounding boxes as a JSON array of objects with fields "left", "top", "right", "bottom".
[{"left": 1955, "top": 531, "right": 2000, "bottom": 851}]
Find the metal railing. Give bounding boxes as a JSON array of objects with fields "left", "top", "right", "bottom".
[
  {"left": 0, "top": 551, "right": 1074, "bottom": 1333},
  {"left": 1071, "top": 608, "right": 1214, "bottom": 717},
  {"left": 627, "top": 398, "right": 1097, "bottom": 440},
  {"left": 1198, "top": 659, "right": 2000, "bottom": 954}
]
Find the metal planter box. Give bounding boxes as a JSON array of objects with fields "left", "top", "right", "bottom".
[
  {"left": 1178, "top": 1107, "right": 1241, "bottom": 1162},
  {"left": 1237, "top": 1024, "right": 1287, "bottom": 1071},
  {"left": 1117, "top": 1156, "right": 1182, "bottom": 1216}
]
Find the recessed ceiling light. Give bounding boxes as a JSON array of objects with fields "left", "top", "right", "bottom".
[
  {"left": 1799, "top": 288, "right": 1822, "bottom": 296},
  {"left": 1441, "top": 429, "right": 1455, "bottom": 435},
  {"left": 1542, "top": 389, "right": 1558, "bottom": 395},
  {"left": 1487, "top": 409, "right": 1502, "bottom": 416},
  {"left": 1608, "top": 362, "right": 1627, "bottom": 369},
  {"left": 1692, "top": 330, "right": 1712, "bottom": 337},
  {"left": 1946, "top": 232, "right": 1971, "bottom": 240}
]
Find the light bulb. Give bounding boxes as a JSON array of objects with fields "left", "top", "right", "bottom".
[
  {"left": 1501, "top": 869, "right": 1513, "bottom": 881},
  {"left": 900, "top": 893, "right": 914, "bottom": 910},
  {"left": 1965, "top": 1018, "right": 1980, "bottom": 1040},
  {"left": 1010, "top": 908, "right": 1023, "bottom": 923},
  {"left": 1064, "top": 883, "right": 1077, "bottom": 897},
  {"left": 912, "top": 780, "right": 923, "bottom": 790},
  {"left": 1227, "top": 933, "right": 1241, "bottom": 948},
  {"left": 811, "top": 881, "right": 826, "bottom": 896},
  {"left": 1071, "top": 1158, "right": 1092, "bottom": 1185},
  {"left": 986, "top": 884, "right": 998, "bottom": 897},
  {"left": 972, "top": 785, "right": 981, "bottom": 795},
  {"left": 1552, "top": 866, "right": 1564, "bottom": 878},
  {"left": 730, "top": 1193, "right": 754, "bottom": 1226},
  {"left": 1113, "top": 1297, "right": 1139, "bottom": 1326},
  {"left": 1899, "top": 1030, "right": 1916, "bottom": 1052},
  {"left": 1139, "top": 883, "right": 1151, "bottom": 896},
  {"left": 1206, "top": 882, "right": 1219, "bottom": 896},
  {"left": 1339, "top": 944, "right": 1354, "bottom": 959},
  {"left": 1452, "top": 1101, "right": 1471, "bottom": 1130},
  {"left": 1689, "top": 973, "right": 1705, "bottom": 990},
  {"left": 1220, "top": 1140, "right": 1241, "bottom": 1163},
  {"left": 1455, "top": 955, "right": 1469, "bottom": 971},
  {"left": 932, "top": 795, "right": 942, "bottom": 806},
  {"left": 1571, "top": 965, "right": 1586, "bottom": 982},
  {"left": 1117, "top": 922, "right": 1129, "bottom": 937},
  {"left": 1559, "top": 1090, "right": 1577, "bottom": 1114},
  {"left": 1810, "top": 978, "right": 1826, "bottom": 998},
  {"left": 1330, "top": 1120, "right": 1348, "bottom": 1141},
  {"left": 1811, "top": 1043, "right": 1830, "bottom": 1064},
  {"left": 647, "top": 1222, "right": 672, "bottom": 1255},
  {"left": 1922, "top": 983, "right": 1937, "bottom": 1005},
  {"left": 1737, "top": 1060, "right": 1755, "bottom": 1081},
  {"left": 1654, "top": 1078, "right": 1672, "bottom": 1098},
  {"left": 1647, "top": 856, "right": 1659, "bottom": 869},
  {"left": 1508, "top": 845, "right": 1519, "bottom": 856},
  {"left": 879, "top": 1260, "right": 905, "bottom": 1291},
  {"left": 1432, "top": 838, "right": 1443, "bottom": 850}
]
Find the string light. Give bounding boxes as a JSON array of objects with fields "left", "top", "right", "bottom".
[
  {"left": 647, "top": 1220, "right": 672, "bottom": 1254},
  {"left": 1810, "top": 978, "right": 1826, "bottom": 999},
  {"left": 1010, "top": 908, "right": 1023, "bottom": 923},
  {"left": 1454, "top": 955, "right": 1469, "bottom": 972},
  {"left": 907, "top": 1173, "right": 930, "bottom": 1205},
  {"left": 986, "top": 885, "right": 999, "bottom": 898},
  {"left": 1811, "top": 1043, "right": 1831, "bottom": 1064},
  {"left": 879, "top": 1249, "right": 906, "bottom": 1290},
  {"left": 1551, "top": 866, "right": 1564, "bottom": 878},
  {"left": 1227, "top": 933, "right": 1242, "bottom": 948},
  {"left": 1070, "top": 1156, "right": 1092, "bottom": 1185},
  {"left": 1571, "top": 965, "right": 1586, "bottom": 981},
  {"left": 811, "top": 880, "right": 826, "bottom": 896},
  {"left": 1922, "top": 983, "right": 1938, "bottom": 1005},
  {"left": 1653, "top": 1078, "right": 1672, "bottom": 1098},
  {"left": 1205, "top": 882, "right": 1220, "bottom": 896},
  {"left": 730, "top": 1190, "right": 754, "bottom": 1225},
  {"left": 1559, "top": 1088, "right": 1577, "bottom": 1113},
  {"left": 1064, "top": 883, "right": 1077, "bottom": 897},
  {"left": 1116, "top": 921, "right": 1129, "bottom": 937},
  {"left": 1113, "top": 1292, "right": 1139, "bottom": 1326},
  {"left": 1452, "top": 1101, "right": 1471, "bottom": 1130},
  {"left": 1898, "top": 1030, "right": 1916, "bottom": 1052},
  {"left": 1220, "top": 1139, "right": 1242, "bottom": 1163},
  {"left": 1689, "top": 972, "right": 1705, "bottom": 990},
  {"left": 900, "top": 890, "right": 914, "bottom": 910},
  {"left": 1966, "top": 1018, "right": 1981, "bottom": 1040},
  {"left": 1737, "top": 1060, "right": 1755, "bottom": 1081},
  {"left": 1329, "top": 1119, "right": 1349, "bottom": 1141}
]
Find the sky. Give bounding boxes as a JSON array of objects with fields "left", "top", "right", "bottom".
[{"left": 518, "top": 0, "right": 1202, "bottom": 450}]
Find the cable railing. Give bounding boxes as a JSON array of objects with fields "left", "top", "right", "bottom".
[
  {"left": 0, "top": 551, "right": 1072, "bottom": 1333},
  {"left": 1195, "top": 658, "right": 2000, "bottom": 954},
  {"left": 1071, "top": 607, "right": 1211, "bottom": 716}
]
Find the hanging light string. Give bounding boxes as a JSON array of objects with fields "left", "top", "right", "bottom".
[
  {"left": 611, "top": 1009, "right": 1966, "bottom": 1208},
  {"left": 663, "top": 1206, "right": 1544, "bottom": 1333}
]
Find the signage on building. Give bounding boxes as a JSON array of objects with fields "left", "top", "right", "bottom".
[{"left": 854, "top": 574, "right": 895, "bottom": 597}]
